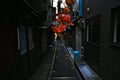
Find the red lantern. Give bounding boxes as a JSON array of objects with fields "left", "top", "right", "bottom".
[
  {"left": 60, "top": 24, "right": 66, "bottom": 31},
  {"left": 58, "top": 14, "right": 65, "bottom": 22},
  {"left": 65, "top": 0, "right": 73, "bottom": 6},
  {"left": 63, "top": 7, "right": 70, "bottom": 14},
  {"left": 68, "top": 21, "right": 74, "bottom": 26},
  {"left": 51, "top": 26, "right": 57, "bottom": 33},
  {"left": 56, "top": 24, "right": 66, "bottom": 33},
  {"left": 62, "top": 14, "right": 70, "bottom": 22},
  {"left": 56, "top": 28, "right": 62, "bottom": 33},
  {"left": 51, "top": 24, "right": 66, "bottom": 33}
]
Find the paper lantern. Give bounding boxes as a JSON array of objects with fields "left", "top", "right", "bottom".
[
  {"left": 56, "top": 24, "right": 66, "bottom": 33},
  {"left": 68, "top": 21, "right": 74, "bottom": 26},
  {"left": 63, "top": 7, "right": 70, "bottom": 14},
  {"left": 62, "top": 14, "right": 70, "bottom": 22},
  {"left": 51, "top": 24, "right": 66, "bottom": 33},
  {"left": 58, "top": 14, "right": 65, "bottom": 22},
  {"left": 65, "top": 0, "right": 73, "bottom": 5},
  {"left": 51, "top": 26, "right": 57, "bottom": 33}
]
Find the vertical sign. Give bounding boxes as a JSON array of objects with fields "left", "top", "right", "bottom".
[{"left": 79, "top": 0, "right": 83, "bottom": 16}]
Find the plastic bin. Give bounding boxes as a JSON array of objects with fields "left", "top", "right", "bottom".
[{"left": 74, "top": 50, "right": 80, "bottom": 60}]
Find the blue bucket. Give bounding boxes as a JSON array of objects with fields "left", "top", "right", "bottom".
[{"left": 74, "top": 50, "right": 80, "bottom": 60}]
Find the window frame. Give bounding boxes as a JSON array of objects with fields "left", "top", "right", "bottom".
[
  {"left": 111, "top": 5, "right": 120, "bottom": 47},
  {"left": 86, "top": 15, "right": 101, "bottom": 45}
]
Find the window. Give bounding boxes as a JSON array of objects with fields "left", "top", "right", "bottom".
[
  {"left": 112, "top": 6, "right": 120, "bottom": 44},
  {"left": 19, "top": 26, "right": 27, "bottom": 55},
  {"left": 86, "top": 15, "right": 101, "bottom": 44}
]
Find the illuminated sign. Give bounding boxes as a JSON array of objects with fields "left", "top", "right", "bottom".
[{"left": 79, "top": 0, "right": 83, "bottom": 16}]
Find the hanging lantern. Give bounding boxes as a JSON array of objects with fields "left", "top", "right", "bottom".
[
  {"left": 51, "top": 26, "right": 58, "bottom": 33},
  {"left": 56, "top": 27, "right": 63, "bottom": 33},
  {"left": 62, "top": 14, "right": 70, "bottom": 22},
  {"left": 60, "top": 24, "right": 66, "bottom": 31},
  {"left": 51, "top": 24, "right": 66, "bottom": 33},
  {"left": 58, "top": 14, "right": 65, "bottom": 22},
  {"left": 68, "top": 21, "right": 74, "bottom": 26},
  {"left": 63, "top": 7, "right": 70, "bottom": 14},
  {"left": 65, "top": 0, "right": 73, "bottom": 6},
  {"left": 56, "top": 24, "right": 66, "bottom": 33}
]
